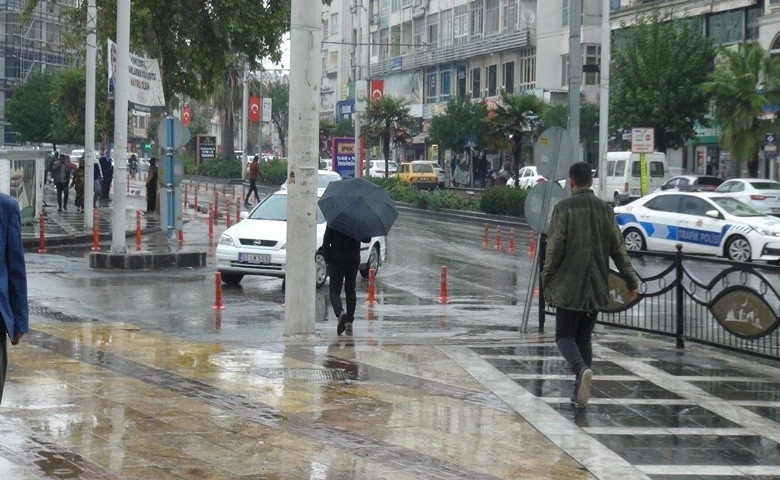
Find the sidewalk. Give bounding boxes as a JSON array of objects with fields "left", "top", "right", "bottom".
[{"left": 4, "top": 177, "right": 780, "bottom": 479}]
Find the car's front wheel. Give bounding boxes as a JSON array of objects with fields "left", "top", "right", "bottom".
[
  {"left": 725, "top": 235, "right": 752, "bottom": 262},
  {"left": 220, "top": 271, "right": 244, "bottom": 285},
  {"left": 315, "top": 251, "right": 328, "bottom": 288},
  {"left": 623, "top": 228, "right": 646, "bottom": 251},
  {"left": 359, "top": 245, "right": 380, "bottom": 278}
]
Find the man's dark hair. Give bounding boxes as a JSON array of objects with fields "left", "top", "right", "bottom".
[{"left": 569, "top": 161, "right": 593, "bottom": 188}]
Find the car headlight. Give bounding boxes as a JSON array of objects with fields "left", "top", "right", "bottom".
[
  {"left": 753, "top": 227, "right": 780, "bottom": 237},
  {"left": 218, "top": 234, "right": 234, "bottom": 245}
]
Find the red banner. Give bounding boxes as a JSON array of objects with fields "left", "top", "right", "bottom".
[
  {"left": 249, "top": 96, "right": 260, "bottom": 123},
  {"left": 370, "top": 79, "right": 384, "bottom": 101},
  {"left": 182, "top": 105, "right": 191, "bottom": 126}
]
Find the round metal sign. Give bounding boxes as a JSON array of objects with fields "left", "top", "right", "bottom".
[
  {"left": 534, "top": 127, "right": 574, "bottom": 182},
  {"left": 524, "top": 181, "right": 567, "bottom": 234},
  {"left": 157, "top": 117, "right": 191, "bottom": 149}
]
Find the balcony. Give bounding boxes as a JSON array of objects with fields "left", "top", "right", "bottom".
[{"left": 370, "top": 29, "right": 529, "bottom": 75}]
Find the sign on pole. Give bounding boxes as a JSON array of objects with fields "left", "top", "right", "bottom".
[{"left": 631, "top": 127, "right": 654, "bottom": 153}]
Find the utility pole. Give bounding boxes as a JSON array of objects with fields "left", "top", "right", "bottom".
[
  {"left": 568, "top": 0, "right": 582, "bottom": 161},
  {"left": 599, "top": 0, "right": 611, "bottom": 194},
  {"left": 111, "top": 0, "right": 130, "bottom": 254},
  {"left": 354, "top": 0, "right": 363, "bottom": 178},
  {"left": 84, "top": 0, "right": 96, "bottom": 229},
  {"left": 285, "top": 0, "right": 322, "bottom": 336},
  {"left": 241, "top": 63, "right": 249, "bottom": 181}
]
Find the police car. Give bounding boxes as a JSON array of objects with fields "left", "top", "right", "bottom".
[{"left": 614, "top": 191, "right": 780, "bottom": 262}]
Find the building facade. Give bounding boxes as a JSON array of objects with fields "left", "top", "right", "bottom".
[{"left": 1, "top": 0, "right": 75, "bottom": 145}]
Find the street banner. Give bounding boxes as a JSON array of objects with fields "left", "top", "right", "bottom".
[
  {"left": 332, "top": 137, "right": 355, "bottom": 179},
  {"left": 182, "top": 105, "right": 191, "bottom": 126},
  {"left": 370, "top": 79, "right": 384, "bottom": 101},
  {"left": 107, "top": 39, "right": 165, "bottom": 113},
  {"left": 250, "top": 96, "right": 260, "bottom": 123},
  {"left": 262, "top": 97, "right": 272, "bottom": 123}
]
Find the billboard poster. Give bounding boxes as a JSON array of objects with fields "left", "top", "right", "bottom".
[
  {"left": 332, "top": 137, "right": 356, "bottom": 179},
  {"left": 108, "top": 39, "right": 165, "bottom": 113}
]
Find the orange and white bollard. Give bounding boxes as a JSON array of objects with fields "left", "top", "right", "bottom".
[
  {"left": 508, "top": 228, "right": 516, "bottom": 254},
  {"left": 208, "top": 206, "right": 214, "bottom": 237},
  {"left": 528, "top": 232, "right": 536, "bottom": 257},
  {"left": 135, "top": 210, "right": 142, "bottom": 251},
  {"left": 91, "top": 209, "right": 100, "bottom": 251},
  {"left": 235, "top": 196, "right": 241, "bottom": 221},
  {"left": 37, "top": 212, "right": 47, "bottom": 254},
  {"left": 225, "top": 198, "right": 231, "bottom": 228},
  {"left": 366, "top": 268, "right": 376, "bottom": 305},
  {"left": 495, "top": 226, "right": 502, "bottom": 251},
  {"left": 178, "top": 228, "right": 184, "bottom": 246},
  {"left": 183, "top": 184, "right": 188, "bottom": 209},
  {"left": 438, "top": 265, "right": 449, "bottom": 304},
  {"left": 214, "top": 191, "right": 219, "bottom": 220},
  {"left": 212, "top": 272, "right": 225, "bottom": 310},
  {"left": 126, "top": 173, "right": 130, "bottom": 193},
  {"left": 482, "top": 223, "right": 489, "bottom": 249}
]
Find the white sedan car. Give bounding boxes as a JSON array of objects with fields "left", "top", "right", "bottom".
[
  {"left": 614, "top": 191, "right": 780, "bottom": 262},
  {"left": 215, "top": 189, "right": 386, "bottom": 287},
  {"left": 280, "top": 169, "right": 342, "bottom": 191},
  {"left": 368, "top": 160, "right": 398, "bottom": 177},
  {"left": 506, "top": 166, "right": 546, "bottom": 189},
  {"left": 715, "top": 178, "right": 780, "bottom": 216}
]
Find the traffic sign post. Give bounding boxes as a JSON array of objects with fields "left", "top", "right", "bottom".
[
  {"left": 631, "top": 128, "right": 654, "bottom": 196},
  {"left": 157, "top": 116, "right": 191, "bottom": 249}
]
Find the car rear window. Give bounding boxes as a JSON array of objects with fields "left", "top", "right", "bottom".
[
  {"left": 749, "top": 181, "right": 780, "bottom": 190},
  {"left": 412, "top": 163, "right": 433, "bottom": 173},
  {"left": 694, "top": 177, "right": 723, "bottom": 187},
  {"left": 631, "top": 161, "right": 665, "bottom": 177}
]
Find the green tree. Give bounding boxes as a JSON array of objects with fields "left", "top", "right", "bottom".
[
  {"left": 428, "top": 97, "right": 489, "bottom": 154},
  {"left": 702, "top": 42, "right": 780, "bottom": 177},
  {"left": 4, "top": 71, "right": 54, "bottom": 143},
  {"left": 264, "top": 79, "right": 289, "bottom": 156},
  {"left": 363, "top": 96, "right": 415, "bottom": 177},
  {"left": 50, "top": 68, "right": 87, "bottom": 144},
  {"left": 489, "top": 90, "right": 545, "bottom": 188},
  {"left": 211, "top": 63, "right": 244, "bottom": 159},
  {"left": 540, "top": 103, "right": 600, "bottom": 165},
  {"left": 610, "top": 12, "right": 715, "bottom": 152}
]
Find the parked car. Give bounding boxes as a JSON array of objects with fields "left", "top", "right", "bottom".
[
  {"left": 715, "top": 178, "right": 780, "bottom": 216},
  {"left": 506, "top": 166, "right": 546, "bottom": 189},
  {"left": 656, "top": 175, "right": 723, "bottom": 192},
  {"left": 319, "top": 158, "right": 332, "bottom": 170},
  {"left": 215, "top": 189, "right": 386, "bottom": 287},
  {"left": 614, "top": 190, "right": 780, "bottom": 263},
  {"left": 420, "top": 161, "right": 445, "bottom": 189},
  {"left": 367, "top": 159, "right": 398, "bottom": 177},
  {"left": 280, "top": 169, "right": 342, "bottom": 191},
  {"left": 395, "top": 161, "right": 438, "bottom": 189}
]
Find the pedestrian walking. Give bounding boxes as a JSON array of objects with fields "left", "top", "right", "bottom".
[
  {"left": 50, "top": 154, "right": 71, "bottom": 212},
  {"left": 145, "top": 158, "right": 158, "bottom": 214},
  {"left": 541, "top": 161, "right": 639, "bottom": 409},
  {"left": 321, "top": 225, "right": 364, "bottom": 336},
  {"left": 244, "top": 155, "right": 261, "bottom": 207},
  {"left": 99, "top": 150, "right": 113, "bottom": 201},
  {"left": 0, "top": 192, "right": 29, "bottom": 404},
  {"left": 71, "top": 156, "right": 85, "bottom": 213},
  {"left": 93, "top": 156, "right": 103, "bottom": 209}
]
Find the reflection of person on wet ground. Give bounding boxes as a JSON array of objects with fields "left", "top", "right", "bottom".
[{"left": 324, "top": 341, "right": 359, "bottom": 379}]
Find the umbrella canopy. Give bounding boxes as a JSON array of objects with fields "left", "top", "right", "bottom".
[{"left": 318, "top": 177, "right": 398, "bottom": 240}]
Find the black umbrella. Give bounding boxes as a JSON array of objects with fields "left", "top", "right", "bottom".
[{"left": 318, "top": 177, "right": 398, "bottom": 240}]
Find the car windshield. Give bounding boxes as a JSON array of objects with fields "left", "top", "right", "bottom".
[
  {"left": 710, "top": 196, "right": 765, "bottom": 217},
  {"left": 248, "top": 194, "right": 325, "bottom": 223}
]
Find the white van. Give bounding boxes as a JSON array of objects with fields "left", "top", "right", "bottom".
[{"left": 600, "top": 151, "right": 668, "bottom": 205}]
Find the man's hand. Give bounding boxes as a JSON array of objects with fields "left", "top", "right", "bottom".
[{"left": 11, "top": 332, "right": 23, "bottom": 345}]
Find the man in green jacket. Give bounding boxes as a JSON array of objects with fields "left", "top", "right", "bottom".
[{"left": 541, "top": 161, "right": 639, "bottom": 408}]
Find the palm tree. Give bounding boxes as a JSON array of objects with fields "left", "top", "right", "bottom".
[
  {"left": 489, "top": 90, "right": 545, "bottom": 188},
  {"left": 212, "top": 63, "right": 244, "bottom": 160},
  {"left": 362, "top": 96, "right": 415, "bottom": 178},
  {"left": 702, "top": 42, "right": 780, "bottom": 177}
]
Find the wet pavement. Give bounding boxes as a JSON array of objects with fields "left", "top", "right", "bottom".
[{"left": 2, "top": 177, "right": 779, "bottom": 479}]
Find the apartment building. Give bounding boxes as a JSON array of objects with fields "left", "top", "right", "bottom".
[{"left": 1, "top": 0, "right": 75, "bottom": 145}]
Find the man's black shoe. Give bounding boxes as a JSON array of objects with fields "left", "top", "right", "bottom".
[{"left": 337, "top": 312, "right": 347, "bottom": 335}]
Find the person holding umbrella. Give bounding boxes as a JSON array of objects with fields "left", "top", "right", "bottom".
[
  {"left": 321, "top": 225, "right": 366, "bottom": 335},
  {"left": 318, "top": 177, "right": 399, "bottom": 335}
]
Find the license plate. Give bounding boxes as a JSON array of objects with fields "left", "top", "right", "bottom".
[{"left": 240, "top": 253, "right": 271, "bottom": 264}]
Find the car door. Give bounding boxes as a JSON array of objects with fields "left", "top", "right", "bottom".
[
  {"left": 674, "top": 195, "right": 724, "bottom": 255},
  {"left": 637, "top": 194, "right": 682, "bottom": 252}
]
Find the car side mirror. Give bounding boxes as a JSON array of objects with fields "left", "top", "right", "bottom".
[{"left": 705, "top": 209, "right": 720, "bottom": 219}]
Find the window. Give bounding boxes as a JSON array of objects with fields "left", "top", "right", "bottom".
[
  {"left": 562, "top": 0, "right": 568, "bottom": 27},
  {"left": 456, "top": 65, "right": 467, "bottom": 98},
  {"left": 391, "top": 27, "right": 401, "bottom": 56},
  {"left": 645, "top": 195, "right": 679, "bottom": 213},
  {"left": 330, "top": 13, "right": 339, "bottom": 35},
  {"left": 518, "top": 47, "right": 535, "bottom": 91},
  {"left": 486, "top": 0, "right": 500, "bottom": 35},
  {"left": 747, "top": 7, "right": 760, "bottom": 40},
  {"left": 471, "top": 67, "right": 481, "bottom": 99},
  {"left": 427, "top": 13, "right": 439, "bottom": 49},
  {"left": 502, "top": 61, "right": 515, "bottom": 94},
  {"left": 322, "top": 19, "right": 329, "bottom": 38},
  {"left": 454, "top": 5, "right": 469, "bottom": 44},
  {"left": 487, "top": 64, "right": 498, "bottom": 97},
  {"left": 471, "top": 0, "right": 484, "bottom": 38},
  {"left": 503, "top": 0, "right": 518, "bottom": 33},
  {"left": 707, "top": 10, "right": 743, "bottom": 45},
  {"left": 380, "top": 29, "right": 390, "bottom": 57},
  {"left": 440, "top": 9, "right": 453, "bottom": 48},
  {"left": 631, "top": 161, "right": 666, "bottom": 177},
  {"left": 561, "top": 54, "right": 569, "bottom": 88},
  {"left": 440, "top": 70, "right": 451, "bottom": 101},
  {"left": 584, "top": 44, "right": 600, "bottom": 85},
  {"left": 427, "top": 68, "right": 437, "bottom": 103},
  {"left": 392, "top": 0, "right": 400, "bottom": 12},
  {"left": 414, "top": 19, "right": 424, "bottom": 50}
]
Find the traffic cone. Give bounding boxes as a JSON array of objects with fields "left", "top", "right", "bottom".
[
  {"left": 482, "top": 223, "right": 489, "bottom": 249},
  {"left": 508, "top": 228, "right": 515, "bottom": 254},
  {"left": 528, "top": 232, "right": 536, "bottom": 257},
  {"left": 495, "top": 226, "right": 502, "bottom": 251}
]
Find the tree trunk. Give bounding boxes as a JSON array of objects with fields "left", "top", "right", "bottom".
[
  {"left": 512, "top": 140, "right": 521, "bottom": 188},
  {"left": 383, "top": 135, "right": 391, "bottom": 179}
]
